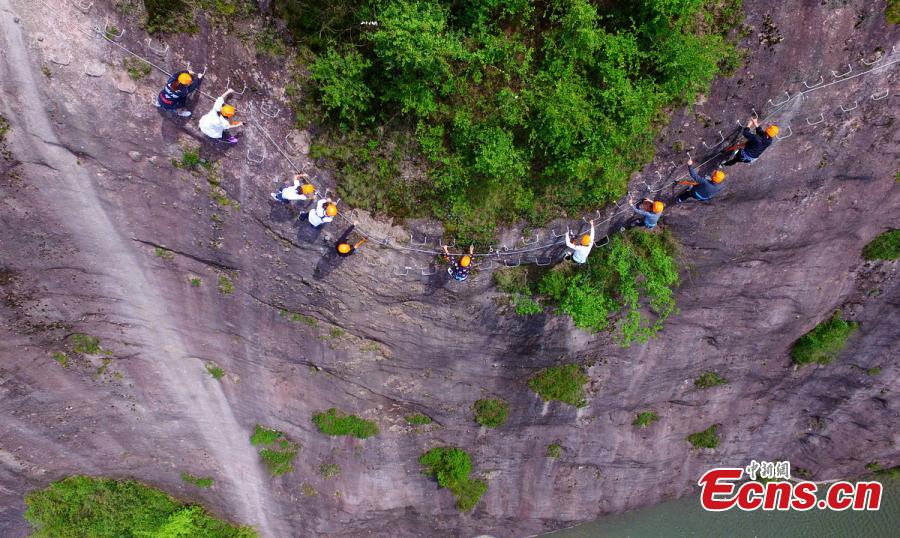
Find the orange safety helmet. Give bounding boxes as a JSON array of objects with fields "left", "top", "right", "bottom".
[
  {"left": 337, "top": 243, "right": 352, "bottom": 254},
  {"left": 652, "top": 201, "right": 665, "bottom": 213},
  {"left": 177, "top": 72, "right": 193, "bottom": 86},
  {"left": 221, "top": 104, "right": 236, "bottom": 118},
  {"left": 300, "top": 183, "right": 315, "bottom": 196},
  {"left": 460, "top": 255, "right": 472, "bottom": 268},
  {"left": 580, "top": 234, "right": 592, "bottom": 246},
  {"left": 325, "top": 203, "right": 338, "bottom": 217},
  {"left": 765, "top": 125, "right": 780, "bottom": 138},
  {"left": 711, "top": 170, "right": 726, "bottom": 184}
]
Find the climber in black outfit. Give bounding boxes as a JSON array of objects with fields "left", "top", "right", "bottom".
[{"left": 723, "top": 117, "right": 779, "bottom": 166}]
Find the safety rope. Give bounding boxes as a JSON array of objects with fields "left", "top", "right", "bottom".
[{"left": 33, "top": 0, "right": 900, "bottom": 265}]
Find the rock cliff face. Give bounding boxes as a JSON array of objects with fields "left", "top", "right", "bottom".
[{"left": 0, "top": 0, "right": 898, "bottom": 537}]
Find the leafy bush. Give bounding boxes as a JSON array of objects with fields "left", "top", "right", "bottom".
[
  {"left": 472, "top": 399, "right": 509, "bottom": 428},
  {"left": 687, "top": 424, "right": 720, "bottom": 449},
  {"left": 280, "top": 0, "right": 739, "bottom": 242},
  {"left": 406, "top": 413, "right": 432, "bottom": 425},
  {"left": 790, "top": 311, "right": 858, "bottom": 366},
  {"left": 70, "top": 334, "right": 106, "bottom": 355},
  {"left": 180, "top": 473, "right": 214, "bottom": 488},
  {"left": 205, "top": 362, "right": 225, "bottom": 380},
  {"left": 528, "top": 363, "right": 589, "bottom": 407},
  {"left": 217, "top": 275, "right": 235, "bottom": 295},
  {"left": 633, "top": 411, "right": 659, "bottom": 428},
  {"left": 862, "top": 230, "right": 900, "bottom": 260},
  {"left": 319, "top": 463, "right": 341, "bottom": 479},
  {"left": 144, "top": 0, "right": 198, "bottom": 34},
  {"left": 888, "top": 0, "right": 900, "bottom": 24},
  {"left": 546, "top": 443, "right": 563, "bottom": 458},
  {"left": 312, "top": 408, "right": 379, "bottom": 438},
  {"left": 419, "top": 447, "right": 487, "bottom": 511},
  {"left": 24, "top": 476, "right": 255, "bottom": 537},
  {"left": 694, "top": 371, "right": 727, "bottom": 389},
  {"left": 249, "top": 425, "right": 299, "bottom": 476},
  {"left": 538, "top": 229, "right": 679, "bottom": 344}
]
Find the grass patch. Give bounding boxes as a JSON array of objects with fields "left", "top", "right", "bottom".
[
  {"left": 862, "top": 230, "right": 900, "bottom": 260},
  {"left": 867, "top": 366, "right": 881, "bottom": 376},
  {"left": 0, "top": 115, "right": 9, "bottom": 142},
  {"left": 319, "top": 463, "right": 341, "bottom": 479},
  {"left": 790, "top": 311, "right": 858, "bottom": 366},
  {"left": 24, "top": 475, "right": 255, "bottom": 537},
  {"left": 180, "top": 472, "right": 214, "bottom": 489},
  {"left": 249, "top": 425, "right": 299, "bottom": 476},
  {"left": 887, "top": 0, "right": 900, "bottom": 24},
  {"left": 279, "top": 309, "right": 318, "bottom": 326},
  {"left": 633, "top": 411, "right": 659, "bottom": 428},
  {"left": 70, "top": 334, "right": 109, "bottom": 355},
  {"left": 866, "top": 461, "right": 900, "bottom": 479},
  {"left": 687, "top": 424, "right": 720, "bottom": 449},
  {"left": 528, "top": 363, "right": 589, "bottom": 407},
  {"left": 172, "top": 148, "right": 210, "bottom": 171},
  {"left": 419, "top": 447, "right": 487, "bottom": 512},
  {"left": 312, "top": 408, "right": 379, "bottom": 439},
  {"left": 300, "top": 483, "right": 317, "bottom": 496},
  {"left": 406, "top": 413, "right": 432, "bottom": 426},
  {"left": 546, "top": 443, "right": 562, "bottom": 458},
  {"left": 217, "top": 275, "right": 235, "bottom": 295},
  {"left": 190, "top": 277, "right": 202, "bottom": 287},
  {"left": 472, "top": 398, "right": 508, "bottom": 428},
  {"left": 52, "top": 352, "right": 69, "bottom": 368},
  {"left": 42, "top": 66, "right": 52, "bottom": 78},
  {"left": 122, "top": 57, "right": 151, "bottom": 80},
  {"left": 154, "top": 247, "right": 175, "bottom": 260},
  {"left": 205, "top": 362, "right": 225, "bottom": 380},
  {"left": 694, "top": 371, "right": 727, "bottom": 389},
  {"left": 144, "top": 0, "right": 199, "bottom": 34}
]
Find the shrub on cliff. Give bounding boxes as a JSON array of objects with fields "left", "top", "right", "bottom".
[
  {"left": 790, "top": 311, "right": 858, "bottom": 366},
  {"left": 419, "top": 447, "right": 487, "bottom": 511},
  {"left": 250, "top": 425, "right": 299, "bottom": 476},
  {"left": 862, "top": 229, "right": 900, "bottom": 260},
  {"left": 538, "top": 229, "right": 680, "bottom": 345},
  {"left": 24, "top": 476, "right": 255, "bottom": 537},
  {"left": 312, "top": 408, "right": 379, "bottom": 438},
  {"left": 687, "top": 424, "right": 720, "bottom": 449},
  {"left": 472, "top": 398, "right": 509, "bottom": 428},
  {"left": 528, "top": 363, "right": 589, "bottom": 407}
]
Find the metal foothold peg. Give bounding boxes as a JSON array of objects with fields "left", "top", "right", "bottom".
[
  {"left": 247, "top": 147, "right": 266, "bottom": 165},
  {"left": 521, "top": 232, "right": 539, "bottom": 245},
  {"left": 839, "top": 101, "right": 858, "bottom": 113},
  {"left": 861, "top": 54, "right": 883, "bottom": 67},
  {"left": 803, "top": 75, "right": 824, "bottom": 89},
  {"left": 503, "top": 257, "right": 522, "bottom": 268},
  {"left": 72, "top": 0, "right": 93, "bottom": 13},
  {"left": 806, "top": 114, "right": 825, "bottom": 126},
  {"left": 767, "top": 91, "right": 791, "bottom": 107},
  {"left": 775, "top": 125, "right": 793, "bottom": 140},
  {"left": 420, "top": 266, "right": 436, "bottom": 276},
  {"left": 871, "top": 90, "right": 890, "bottom": 101},
  {"left": 701, "top": 130, "right": 725, "bottom": 150},
  {"left": 259, "top": 102, "right": 280, "bottom": 118},
  {"left": 145, "top": 38, "right": 169, "bottom": 57},
  {"left": 392, "top": 265, "right": 411, "bottom": 277},
  {"left": 536, "top": 257, "right": 552, "bottom": 266},
  {"left": 594, "top": 235, "right": 610, "bottom": 248},
  {"left": 101, "top": 19, "right": 125, "bottom": 40},
  {"left": 411, "top": 233, "right": 428, "bottom": 246},
  {"left": 831, "top": 64, "right": 852, "bottom": 79}
]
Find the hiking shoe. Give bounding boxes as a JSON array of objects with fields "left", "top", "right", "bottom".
[
  {"left": 226, "top": 136, "right": 239, "bottom": 144},
  {"left": 270, "top": 193, "right": 282, "bottom": 202},
  {"left": 177, "top": 110, "right": 192, "bottom": 118}
]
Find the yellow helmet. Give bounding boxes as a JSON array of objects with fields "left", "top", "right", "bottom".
[
  {"left": 220, "top": 104, "right": 236, "bottom": 118},
  {"left": 325, "top": 203, "right": 338, "bottom": 217},
  {"left": 652, "top": 201, "right": 665, "bottom": 213},
  {"left": 460, "top": 255, "right": 471, "bottom": 267},
  {"left": 177, "top": 72, "right": 192, "bottom": 86},
  {"left": 337, "top": 243, "right": 352, "bottom": 254},
  {"left": 765, "top": 125, "right": 780, "bottom": 138},
  {"left": 580, "top": 234, "right": 592, "bottom": 246},
  {"left": 711, "top": 170, "right": 726, "bottom": 183},
  {"left": 301, "top": 183, "right": 315, "bottom": 195}
]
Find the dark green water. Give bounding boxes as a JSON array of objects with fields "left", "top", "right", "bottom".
[{"left": 545, "top": 479, "right": 900, "bottom": 538}]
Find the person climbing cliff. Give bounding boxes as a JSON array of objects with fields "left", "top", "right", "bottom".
[
  {"left": 199, "top": 88, "right": 243, "bottom": 144},
  {"left": 675, "top": 159, "right": 726, "bottom": 203},
  {"left": 624, "top": 198, "right": 665, "bottom": 229},
  {"left": 723, "top": 117, "right": 778, "bottom": 166},
  {"left": 335, "top": 225, "right": 367, "bottom": 257},
  {"left": 443, "top": 244, "right": 474, "bottom": 282},
  {"left": 305, "top": 197, "right": 337, "bottom": 228},
  {"left": 565, "top": 221, "right": 595, "bottom": 264},
  {"left": 155, "top": 69, "right": 203, "bottom": 117},
  {"left": 271, "top": 173, "right": 316, "bottom": 204}
]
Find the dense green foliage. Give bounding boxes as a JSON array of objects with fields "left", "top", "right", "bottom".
[
  {"left": 472, "top": 398, "right": 509, "bottom": 428},
  {"left": 694, "top": 371, "right": 727, "bottom": 389},
  {"left": 528, "top": 363, "right": 589, "bottom": 407},
  {"left": 687, "top": 424, "right": 720, "bottom": 448},
  {"left": 790, "top": 311, "right": 858, "bottom": 366},
  {"left": 281, "top": 0, "right": 740, "bottom": 240},
  {"left": 862, "top": 230, "right": 900, "bottom": 260},
  {"left": 633, "top": 411, "right": 659, "bottom": 428},
  {"left": 249, "top": 425, "right": 299, "bottom": 476},
  {"left": 539, "top": 229, "right": 679, "bottom": 344},
  {"left": 406, "top": 413, "right": 433, "bottom": 425},
  {"left": 887, "top": 0, "right": 900, "bottom": 24},
  {"left": 419, "top": 447, "right": 487, "bottom": 511},
  {"left": 180, "top": 472, "right": 214, "bottom": 488},
  {"left": 24, "top": 476, "right": 255, "bottom": 537},
  {"left": 312, "top": 408, "right": 380, "bottom": 438}
]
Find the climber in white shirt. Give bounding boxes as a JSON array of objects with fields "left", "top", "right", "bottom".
[
  {"left": 306, "top": 198, "right": 337, "bottom": 228},
  {"left": 565, "top": 220, "right": 595, "bottom": 264},
  {"left": 199, "top": 89, "right": 243, "bottom": 143}
]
